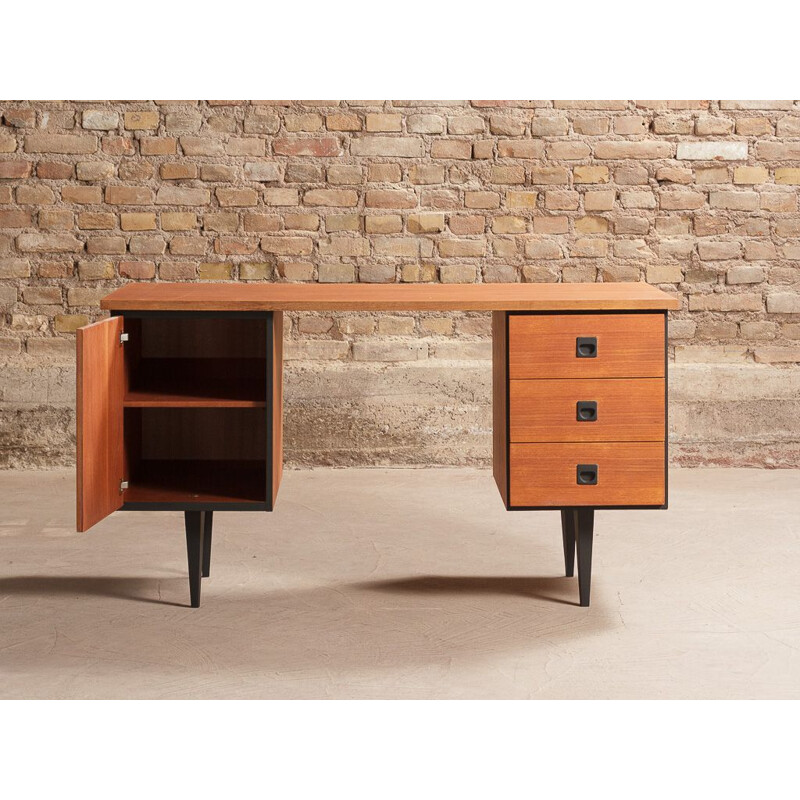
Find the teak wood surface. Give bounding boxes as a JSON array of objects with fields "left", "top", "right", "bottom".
[
  {"left": 508, "top": 441, "right": 665, "bottom": 507},
  {"left": 508, "top": 313, "right": 665, "bottom": 379},
  {"left": 509, "top": 378, "right": 665, "bottom": 443},
  {"left": 77, "top": 316, "right": 125, "bottom": 532},
  {"left": 101, "top": 282, "right": 679, "bottom": 312},
  {"left": 491, "top": 311, "right": 508, "bottom": 506}
]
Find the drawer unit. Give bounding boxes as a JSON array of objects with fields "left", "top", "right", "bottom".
[
  {"left": 509, "top": 378, "right": 665, "bottom": 443},
  {"left": 508, "top": 441, "right": 666, "bottom": 508},
  {"left": 493, "top": 310, "right": 668, "bottom": 511},
  {"left": 508, "top": 313, "right": 664, "bottom": 379}
]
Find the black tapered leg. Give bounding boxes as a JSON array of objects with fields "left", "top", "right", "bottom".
[
  {"left": 184, "top": 511, "right": 205, "bottom": 608},
  {"left": 574, "top": 508, "right": 595, "bottom": 607},
  {"left": 202, "top": 511, "right": 213, "bottom": 578},
  {"left": 560, "top": 508, "right": 576, "bottom": 578}
]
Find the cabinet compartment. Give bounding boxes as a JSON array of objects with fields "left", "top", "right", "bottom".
[
  {"left": 123, "top": 315, "right": 268, "bottom": 407},
  {"left": 77, "top": 312, "right": 283, "bottom": 526},
  {"left": 123, "top": 407, "right": 267, "bottom": 505}
]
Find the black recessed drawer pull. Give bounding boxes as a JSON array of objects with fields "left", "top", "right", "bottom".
[
  {"left": 576, "top": 401, "right": 598, "bottom": 422},
  {"left": 576, "top": 464, "right": 598, "bottom": 485},
  {"left": 576, "top": 336, "right": 597, "bottom": 358}
]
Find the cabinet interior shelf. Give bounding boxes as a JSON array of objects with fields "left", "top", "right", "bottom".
[
  {"left": 124, "top": 358, "right": 266, "bottom": 408},
  {"left": 124, "top": 460, "right": 267, "bottom": 504}
]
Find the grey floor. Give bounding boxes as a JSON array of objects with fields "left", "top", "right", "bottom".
[{"left": 1, "top": 467, "right": 798, "bottom": 699}]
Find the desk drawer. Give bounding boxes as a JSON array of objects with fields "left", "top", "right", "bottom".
[
  {"left": 509, "top": 378, "right": 664, "bottom": 443},
  {"left": 509, "top": 441, "right": 665, "bottom": 507},
  {"left": 508, "top": 313, "right": 664, "bottom": 379}
]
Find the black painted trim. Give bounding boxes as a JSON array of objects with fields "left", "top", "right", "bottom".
[
  {"left": 508, "top": 504, "right": 665, "bottom": 511},
  {"left": 504, "top": 311, "right": 511, "bottom": 508},
  {"left": 110, "top": 310, "right": 269, "bottom": 319},
  {"left": 266, "top": 310, "right": 274, "bottom": 512},
  {"left": 507, "top": 309, "right": 667, "bottom": 316},
  {"left": 122, "top": 502, "right": 267, "bottom": 512},
  {"left": 663, "top": 311, "right": 669, "bottom": 511}
]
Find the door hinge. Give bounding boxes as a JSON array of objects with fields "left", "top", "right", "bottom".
[
  {"left": 119, "top": 332, "right": 129, "bottom": 344},
  {"left": 120, "top": 480, "right": 129, "bottom": 493}
]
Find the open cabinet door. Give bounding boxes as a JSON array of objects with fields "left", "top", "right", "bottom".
[{"left": 76, "top": 316, "right": 125, "bottom": 532}]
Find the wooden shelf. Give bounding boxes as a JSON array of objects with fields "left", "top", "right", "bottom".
[
  {"left": 124, "top": 358, "right": 266, "bottom": 407},
  {"left": 124, "top": 460, "right": 266, "bottom": 504}
]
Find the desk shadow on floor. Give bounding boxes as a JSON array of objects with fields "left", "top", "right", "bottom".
[
  {"left": 355, "top": 575, "right": 578, "bottom": 606},
  {"left": 0, "top": 572, "right": 614, "bottom": 687},
  {"left": 0, "top": 576, "right": 186, "bottom": 607}
]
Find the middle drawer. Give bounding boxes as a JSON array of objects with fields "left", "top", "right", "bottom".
[{"left": 510, "top": 378, "right": 665, "bottom": 443}]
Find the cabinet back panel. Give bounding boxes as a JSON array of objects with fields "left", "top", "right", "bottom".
[
  {"left": 140, "top": 317, "right": 267, "bottom": 359},
  {"left": 136, "top": 408, "right": 266, "bottom": 460}
]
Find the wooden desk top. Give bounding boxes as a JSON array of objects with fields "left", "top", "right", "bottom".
[{"left": 102, "top": 282, "right": 679, "bottom": 312}]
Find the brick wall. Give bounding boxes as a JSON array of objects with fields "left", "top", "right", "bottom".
[{"left": 1, "top": 100, "right": 799, "bottom": 468}]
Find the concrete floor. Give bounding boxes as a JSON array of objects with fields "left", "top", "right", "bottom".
[{"left": 0, "top": 467, "right": 798, "bottom": 699}]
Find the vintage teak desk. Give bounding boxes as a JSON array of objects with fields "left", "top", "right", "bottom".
[{"left": 76, "top": 283, "right": 678, "bottom": 608}]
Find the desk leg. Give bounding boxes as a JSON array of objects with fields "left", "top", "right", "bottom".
[
  {"left": 560, "top": 509, "right": 576, "bottom": 578},
  {"left": 184, "top": 511, "right": 206, "bottom": 608},
  {"left": 574, "top": 508, "right": 595, "bottom": 607},
  {"left": 202, "top": 511, "right": 213, "bottom": 578}
]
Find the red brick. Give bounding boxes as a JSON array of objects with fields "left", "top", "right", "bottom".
[
  {"left": 365, "top": 189, "right": 417, "bottom": 209},
  {"left": 273, "top": 137, "right": 341, "bottom": 157},
  {"left": 448, "top": 215, "right": 484, "bottom": 235},
  {"left": 102, "top": 136, "right": 135, "bottom": 156},
  {"left": 0, "top": 210, "right": 31, "bottom": 228},
  {"left": 62, "top": 186, "right": 102, "bottom": 204},
  {"left": 3, "top": 108, "right": 36, "bottom": 127},
  {"left": 141, "top": 137, "right": 177, "bottom": 156},
  {"left": 24, "top": 134, "right": 97, "bottom": 154},
  {"left": 119, "top": 161, "right": 153, "bottom": 181},
  {"left": 430, "top": 140, "right": 471, "bottom": 159},
  {"left": 37, "top": 162, "right": 74, "bottom": 179},
  {"left": 38, "top": 210, "right": 73, "bottom": 230},
  {"left": 303, "top": 189, "right": 359, "bottom": 207},
  {"left": 159, "top": 261, "right": 198, "bottom": 280},
  {"left": 216, "top": 188, "right": 259, "bottom": 207},
  {"left": 78, "top": 212, "right": 115, "bottom": 230},
  {"left": 105, "top": 186, "right": 154, "bottom": 205},
  {"left": 0, "top": 161, "right": 31, "bottom": 179}
]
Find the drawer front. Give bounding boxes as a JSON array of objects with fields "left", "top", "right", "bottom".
[
  {"left": 509, "top": 378, "right": 665, "bottom": 443},
  {"left": 508, "top": 313, "right": 664, "bottom": 379},
  {"left": 509, "top": 441, "right": 665, "bottom": 507}
]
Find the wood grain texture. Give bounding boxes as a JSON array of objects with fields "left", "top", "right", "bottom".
[
  {"left": 509, "top": 441, "right": 665, "bottom": 507},
  {"left": 101, "top": 282, "right": 680, "bottom": 312},
  {"left": 271, "top": 311, "right": 283, "bottom": 507},
  {"left": 508, "top": 313, "right": 665, "bottom": 379},
  {"left": 492, "top": 311, "right": 508, "bottom": 505},
  {"left": 76, "top": 316, "right": 125, "bottom": 531},
  {"left": 509, "top": 378, "right": 665, "bottom": 443}
]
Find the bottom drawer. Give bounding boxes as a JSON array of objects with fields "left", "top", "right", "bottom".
[{"left": 509, "top": 441, "right": 665, "bottom": 508}]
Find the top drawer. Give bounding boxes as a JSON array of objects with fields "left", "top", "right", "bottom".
[{"left": 508, "top": 313, "right": 664, "bottom": 379}]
